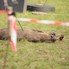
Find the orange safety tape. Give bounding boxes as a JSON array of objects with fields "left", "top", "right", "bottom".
[{"left": 0, "top": 10, "right": 8, "bottom": 14}]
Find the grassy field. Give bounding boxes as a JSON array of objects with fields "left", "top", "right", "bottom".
[{"left": 0, "top": 0, "right": 69, "bottom": 69}]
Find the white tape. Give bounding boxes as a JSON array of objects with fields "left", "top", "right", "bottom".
[{"left": 15, "top": 18, "right": 69, "bottom": 26}]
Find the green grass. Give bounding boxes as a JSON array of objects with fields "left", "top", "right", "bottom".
[{"left": 0, "top": 0, "right": 69, "bottom": 69}]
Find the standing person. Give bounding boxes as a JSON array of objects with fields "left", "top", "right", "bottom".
[{"left": 4, "top": 0, "right": 18, "bottom": 8}]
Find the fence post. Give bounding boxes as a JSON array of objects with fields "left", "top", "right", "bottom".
[
  {"left": 8, "top": 7, "right": 13, "bottom": 39},
  {"left": 23, "top": 0, "right": 27, "bottom": 13},
  {"left": 3, "top": 6, "right": 13, "bottom": 69}
]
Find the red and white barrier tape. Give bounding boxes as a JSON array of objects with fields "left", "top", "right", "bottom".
[
  {"left": 8, "top": 16, "right": 17, "bottom": 51},
  {"left": 0, "top": 10, "right": 17, "bottom": 51},
  {"left": 0, "top": 10, "right": 8, "bottom": 14},
  {"left": 16, "top": 18, "right": 69, "bottom": 26},
  {"left": 0, "top": 10, "right": 13, "bottom": 14},
  {"left": 0, "top": 10, "right": 69, "bottom": 26}
]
